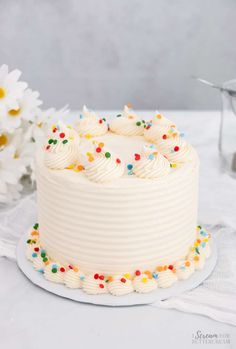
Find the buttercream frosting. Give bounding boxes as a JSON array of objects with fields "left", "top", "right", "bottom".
[
  {"left": 108, "top": 275, "right": 134, "bottom": 296},
  {"left": 44, "top": 121, "right": 80, "bottom": 169},
  {"left": 133, "top": 274, "right": 157, "bottom": 293},
  {"left": 64, "top": 268, "right": 84, "bottom": 289},
  {"left": 157, "top": 269, "right": 178, "bottom": 288},
  {"left": 144, "top": 112, "right": 178, "bottom": 143},
  {"left": 84, "top": 143, "right": 125, "bottom": 183},
  {"left": 132, "top": 144, "right": 170, "bottom": 179},
  {"left": 77, "top": 105, "right": 108, "bottom": 137},
  {"left": 44, "top": 263, "right": 65, "bottom": 283},
  {"left": 82, "top": 274, "right": 108, "bottom": 294},
  {"left": 156, "top": 136, "right": 194, "bottom": 164},
  {"left": 188, "top": 251, "right": 206, "bottom": 270},
  {"left": 174, "top": 259, "right": 195, "bottom": 280},
  {"left": 109, "top": 105, "right": 145, "bottom": 136}
]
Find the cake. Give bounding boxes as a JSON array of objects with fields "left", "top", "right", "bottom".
[{"left": 26, "top": 106, "right": 211, "bottom": 296}]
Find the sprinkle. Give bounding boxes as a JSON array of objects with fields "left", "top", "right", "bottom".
[
  {"left": 124, "top": 273, "right": 131, "bottom": 279},
  {"left": 171, "top": 163, "right": 177, "bottom": 168},
  {"left": 156, "top": 114, "right": 162, "bottom": 119},
  {"left": 52, "top": 268, "right": 57, "bottom": 273},
  {"left": 163, "top": 265, "right": 168, "bottom": 271},
  {"left": 85, "top": 134, "right": 92, "bottom": 139},
  {"left": 52, "top": 127, "right": 57, "bottom": 133},
  {"left": 53, "top": 139, "right": 57, "bottom": 145},
  {"left": 197, "top": 225, "right": 202, "bottom": 230},
  {"left": 48, "top": 139, "right": 53, "bottom": 144},
  {"left": 62, "top": 140, "right": 68, "bottom": 144},
  {"left": 134, "top": 153, "right": 141, "bottom": 161},
  {"left": 174, "top": 146, "right": 179, "bottom": 152},
  {"left": 60, "top": 267, "right": 65, "bottom": 272},
  {"left": 32, "top": 252, "right": 37, "bottom": 258},
  {"left": 148, "top": 154, "right": 154, "bottom": 160},
  {"left": 120, "top": 278, "right": 126, "bottom": 283},
  {"left": 34, "top": 247, "right": 39, "bottom": 252},
  {"left": 116, "top": 158, "right": 121, "bottom": 164},
  {"left": 73, "top": 267, "right": 79, "bottom": 272},
  {"left": 141, "top": 277, "right": 148, "bottom": 283},
  {"left": 162, "top": 134, "right": 167, "bottom": 140},
  {"left": 156, "top": 266, "right": 163, "bottom": 272},
  {"left": 194, "top": 255, "right": 199, "bottom": 262},
  {"left": 135, "top": 270, "right": 141, "bottom": 276},
  {"left": 185, "top": 261, "right": 191, "bottom": 267},
  {"left": 96, "top": 147, "right": 102, "bottom": 153},
  {"left": 94, "top": 273, "right": 99, "bottom": 280},
  {"left": 146, "top": 125, "right": 151, "bottom": 130},
  {"left": 168, "top": 265, "right": 174, "bottom": 270},
  {"left": 142, "top": 120, "right": 145, "bottom": 124},
  {"left": 127, "top": 164, "right": 133, "bottom": 170},
  {"left": 99, "top": 284, "right": 104, "bottom": 289},
  {"left": 136, "top": 121, "right": 141, "bottom": 126},
  {"left": 99, "top": 119, "right": 103, "bottom": 124},
  {"left": 46, "top": 145, "right": 50, "bottom": 150},
  {"left": 43, "top": 257, "right": 48, "bottom": 263},
  {"left": 116, "top": 114, "right": 121, "bottom": 117},
  {"left": 41, "top": 251, "right": 46, "bottom": 258},
  {"left": 99, "top": 275, "right": 104, "bottom": 280},
  {"left": 105, "top": 152, "right": 111, "bottom": 158},
  {"left": 31, "top": 231, "right": 39, "bottom": 236},
  {"left": 76, "top": 165, "right": 84, "bottom": 172},
  {"left": 98, "top": 142, "right": 104, "bottom": 148},
  {"left": 33, "top": 223, "right": 39, "bottom": 230},
  {"left": 152, "top": 272, "right": 158, "bottom": 279},
  {"left": 144, "top": 270, "right": 152, "bottom": 279},
  {"left": 59, "top": 132, "right": 65, "bottom": 138},
  {"left": 107, "top": 276, "right": 113, "bottom": 282},
  {"left": 80, "top": 275, "right": 85, "bottom": 281},
  {"left": 195, "top": 247, "right": 200, "bottom": 254},
  {"left": 69, "top": 265, "right": 73, "bottom": 269},
  {"left": 103, "top": 118, "right": 106, "bottom": 122},
  {"left": 79, "top": 114, "right": 83, "bottom": 119},
  {"left": 27, "top": 239, "right": 31, "bottom": 244}
]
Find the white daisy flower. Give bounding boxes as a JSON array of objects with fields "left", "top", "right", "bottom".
[
  {"left": 0, "top": 64, "right": 27, "bottom": 111},
  {"left": 0, "top": 145, "right": 26, "bottom": 203},
  {"left": 0, "top": 89, "right": 42, "bottom": 133}
]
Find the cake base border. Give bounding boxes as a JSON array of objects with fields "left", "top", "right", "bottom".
[{"left": 16, "top": 232, "right": 217, "bottom": 307}]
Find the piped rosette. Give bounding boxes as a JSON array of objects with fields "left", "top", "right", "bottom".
[
  {"left": 144, "top": 112, "right": 179, "bottom": 143},
  {"left": 77, "top": 105, "right": 108, "bottom": 138},
  {"left": 132, "top": 144, "right": 170, "bottom": 179},
  {"left": 44, "top": 121, "right": 80, "bottom": 170},
  {"left": 156, "top": 133, "right": 194, "bottom": 165},
  {"left": 84, "top": 142, "right": 125, "bottom": 183},
  {"left": 109, "top": 105, "right": 145, "bottom": 136}
]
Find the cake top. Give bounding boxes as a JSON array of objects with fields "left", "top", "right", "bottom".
[{"left": 42, "top": 106, "right": 197, "bottom": 184}]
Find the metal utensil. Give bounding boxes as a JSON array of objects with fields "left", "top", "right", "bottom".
[{"left": 192, "top": 76, "right": 236, "bottom": 97}]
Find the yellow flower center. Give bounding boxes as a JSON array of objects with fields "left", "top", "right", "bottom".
[
  {"left": 14, "top": 151, "right": 19, "bottom": 159},
  {"left": 0, "top": 87, "right": 5, "bottom": 99},
  {"left": 8, "top": 108, "right": 21, "bottom": 117},
  {"left": 37, "top": 122, "right": 43, "bottom": 128},
  {"left": 0, "top": 134, "right": 8, "bottom": 147}
]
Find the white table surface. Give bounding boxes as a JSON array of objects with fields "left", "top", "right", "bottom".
[{"left": 1, "top": 111, "right": 236, "bottom": 349}]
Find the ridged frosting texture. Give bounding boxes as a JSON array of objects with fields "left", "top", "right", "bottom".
[
  {"left": 44, "top": 121, "right": 80, "bottom": 169},
  {"left": 84, "top": 143, "right": 125, "bottom": 183},
  {"left": 37, "top": 154, "right": 199, "bottom": 275},
  {"left": 77, "top": 105, "right": 108, "bottom": 137},
  {"left": 110, "top": 105, "right": 145, "bottom": 136},
  {"left": 156, "top": 135, "right": 194, "bottom": 164},
  {"left": 132, "top": 144, "right": 170, "bottom": 179},
  {"left": 133, "top": 274, "right": 157, "bottom": 293},
  {"left": 144, "top": 112, "right": 178, "bottom": 143},
  {"left": 108, "top": 275, "right": 134, "bottom": 296}
]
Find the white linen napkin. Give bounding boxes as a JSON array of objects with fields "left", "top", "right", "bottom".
[{"left": 0, "top": 196, "right": 236, "bottom": 326}]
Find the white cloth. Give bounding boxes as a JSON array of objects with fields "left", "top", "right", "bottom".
[{"left": 0, "top": 194, "right": 235, "bottom": 326}]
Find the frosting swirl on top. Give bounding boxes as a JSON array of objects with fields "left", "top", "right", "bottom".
[
  {"left": 109, "top": 105, "right": 145, "bottom": 136},
  {"left": 144, "top": 112, "right": 178, "bottom": 143},
  {"left": 156, "top": 135, "right": 194, "bottom": 164},
  {"left": 77, "top": 105, "right": 108, "bottom": 137},
  {"left": 84, "top": 142, "right": 125, "bottom": 183},
  {"left": 44, "top": 121, "right": 80, "bottom": 170},
  {"left": 133, "top": 144, "right": 170, "bottom": 179},
  {"left": 133, "top": 273, "right": 157, "bottom": 293}
]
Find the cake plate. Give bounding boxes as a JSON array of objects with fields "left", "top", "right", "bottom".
[{"left": 17, "top": 232, "right": 217, "bottom": 307}]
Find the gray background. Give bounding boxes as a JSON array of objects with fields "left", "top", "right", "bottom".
[{"left": 0, "top": 0, "right": 236, "bottom": 110}]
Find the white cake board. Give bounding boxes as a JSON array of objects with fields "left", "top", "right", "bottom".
[{"left": 17, "top": 232, "right": 217, "bottom": 307}]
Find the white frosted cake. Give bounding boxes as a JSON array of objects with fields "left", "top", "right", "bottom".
[{"left": 26, "top": 106, "right": 211, "bottom": 296}]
